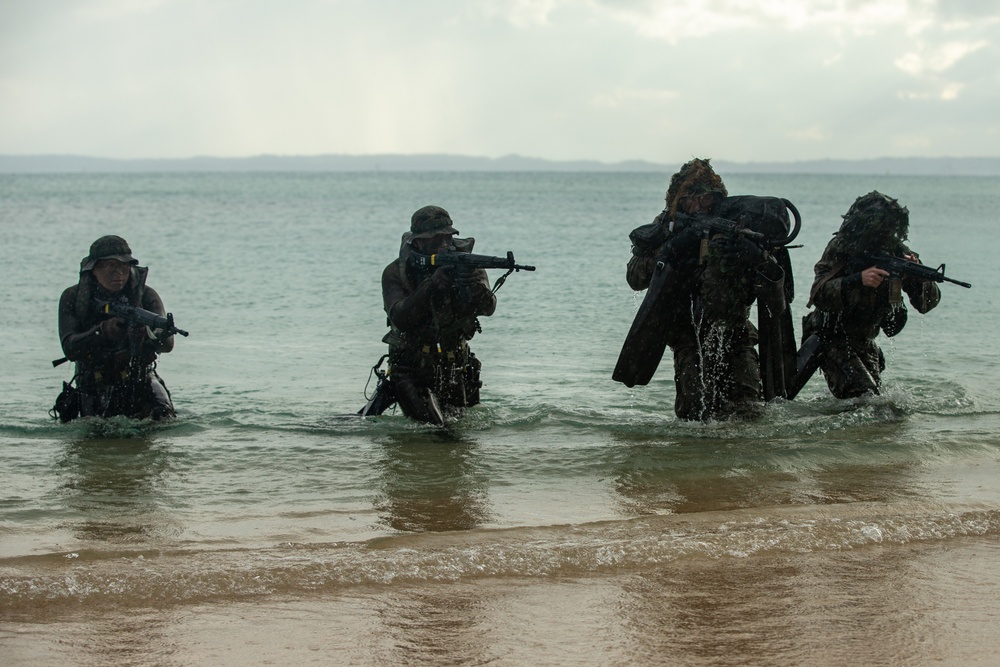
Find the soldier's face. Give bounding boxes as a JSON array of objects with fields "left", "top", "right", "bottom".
[
  {"left": 678, "top": 193, "right": 716, "bottom": 215},
  {"left": 413, "top": 233, "right": 453, "bottom": 254},
  {"left": 93, "top": 259, "right": 131, "bottom": 293}
]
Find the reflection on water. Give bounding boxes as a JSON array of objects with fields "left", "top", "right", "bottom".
[
  {"left": 373, "top": 429, "right": 493, "bottom": 532},
  {"left": 5, "top": 540, "right": 998, "bottom": 666},
  {"left": 607, "top": 430, "right": 921, "bottom": 516},
  {"left": 81, "top": 612, "right": 178, "bottom": 667},
  {"left": 615, "top": 546, "right": 938, "bottom": 666},
  {"left": 376, "top": 587, "right": 493, "bottom": 664},
  {"left": 619, "top": 561, "right": 802, "bottom": 664},
  {"left": 56, "top": 425, "right": 180, "bottom": 544},
  {"left": 810, "top": 461, "right": 921, "bottom": 504}
]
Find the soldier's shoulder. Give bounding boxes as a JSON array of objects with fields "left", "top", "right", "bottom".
[
  {"left": 59, "top": 284, "right": 79, "bottom": 303},
  {"left": 382, "top": 258, "right": 404, "bottom": 282}
]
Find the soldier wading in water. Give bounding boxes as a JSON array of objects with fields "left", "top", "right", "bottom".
[
  {"left": 379, "top": 206, "right": 497, "bottom": 425},
  {"left": 53, "top": 235, "right": 176, "bottom": 421},
  {"left": 623, "top": 159, "right": 785, "bottom": 421},
  {"left": 804, "top": 191, "right": 942, "bottom": 398}
]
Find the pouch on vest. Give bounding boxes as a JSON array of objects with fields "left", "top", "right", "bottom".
[
  {"left": 50, "top": 380, "right": 81, "bottom": 422},
  {"left": 628, "top": 221, "right": 669, "bottom": 256}
]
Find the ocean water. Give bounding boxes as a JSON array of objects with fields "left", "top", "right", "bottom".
[{"left": 1, "top": 171, "right": 999, "bottom": 665}]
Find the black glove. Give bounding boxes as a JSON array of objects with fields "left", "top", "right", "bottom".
[
  {"left": 452, "top": 265, "right": 479, "bottom": 287},
  {"left": 664, "top": 226, "right": 702, "bottom": 266},
  {"left": 718, "top": 236, "right": 765, "bottom": 273},
  {"left": 453, "top": 265, "right": 491, "bottom": 307},
  {"left": 426, "top": 266, "right": 454, "bottom": 294},
  {"left": 98, "top": 317, "right": 126, "bottom": 342}
]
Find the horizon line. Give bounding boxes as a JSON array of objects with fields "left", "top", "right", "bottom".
[{"left": 3, "top": 153, "right": 1000, "bottom": 176}]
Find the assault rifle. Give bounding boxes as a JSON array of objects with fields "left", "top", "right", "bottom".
[
  {"left": 51, "top": 298, "right": 188, "bottom": 368},
  {"left": 98, "top": 297, "right": 190, "bottom": 337},
  {"left": 671, "top": 206, "right": 801, "bottom": 249},
  {"left": 672, "top": 211, "right": 767, "bottom": 244},
  {"left": 870, "top": 253, "right": 972, "bottom": 289},
  {"left": 411, "top": 249, "right": 535, "bottom": 295},
  {"left": 410, "top": 250, "right": 536, "bottom": 273}
]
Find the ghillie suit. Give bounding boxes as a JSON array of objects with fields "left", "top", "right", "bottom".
[
  {"left": 805, "top": 191, "right": 941, "bottom": 398},
  {"left": 618, "top": 158, "right": 782, "bottom": 421}
]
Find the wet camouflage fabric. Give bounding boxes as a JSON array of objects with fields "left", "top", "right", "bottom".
[
  {"left": 807, "top": 205, "right": 941, "bottom": 399},
  {"left": 57, "top": 266, "right": 175, "bottom": 419},
  {"left": 627, "top": 209, "right": 763, "bottom": 421},
  {"left": 381, "top": 237, "right": 496, "bottom": 419}
]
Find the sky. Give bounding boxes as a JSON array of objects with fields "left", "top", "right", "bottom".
[{"left": 2, "top": 0, "right": 999, "bottom": 164}]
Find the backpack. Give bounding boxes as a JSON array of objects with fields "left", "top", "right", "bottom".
[{"left": 716, "top": 195, "right": 801, "bottom": 303}]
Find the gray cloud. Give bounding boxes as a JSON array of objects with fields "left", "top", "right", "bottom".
[{"left": 1, "top": 0, "right": 998, "bottom": 162}]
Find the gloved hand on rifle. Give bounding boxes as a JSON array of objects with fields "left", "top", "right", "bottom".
[
  {"left": 663, "top": 226, "right": 702, "bottom": 269},
  {"left": 451, "top": 265, "right": 492, "bottom": 307},
  {"left": 127, "top": 321, "right": 154, "bottom": 345},
  {"left": 452, "top": 265, "right": 481, "bottom": 288},
  {"left": 98, "top": 316, "right": 127, "bottom": 342},
  {"left": 425, "top": 266, "right": 454, "bottom": 294},
  {"left": 714, "top": 236, "right": 765, "bottom": 274}
]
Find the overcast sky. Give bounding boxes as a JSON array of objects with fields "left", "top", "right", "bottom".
[{"left": 2, "top": 0, "right": 998, "bottom": 164}]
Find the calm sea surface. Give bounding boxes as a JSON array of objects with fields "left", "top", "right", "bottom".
[{"left": 1, "top": 171, "right": 999, "bottom": 665}]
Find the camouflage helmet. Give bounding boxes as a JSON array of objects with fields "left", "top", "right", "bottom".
[
  {"left": 665, "top": 158, "right": 727, "bottom": 218},
  {"left": 836, "top": 191, "right": 909, "bottom": 256}
]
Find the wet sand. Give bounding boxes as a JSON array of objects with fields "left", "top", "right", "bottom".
[{"left": 4, "top": 536, "right": 998, "bottom": 666}]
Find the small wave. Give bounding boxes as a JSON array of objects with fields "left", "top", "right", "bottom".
[
  {"left": 11, "top": 381, "right": 987, "bottom": 443},
  {"left": 0, "top": 413, "right": 205, "bottom": 441},
  {"left": 3, "top": 501, "right": 998, "bottom": 610}
]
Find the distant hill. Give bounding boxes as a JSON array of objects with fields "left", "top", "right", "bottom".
[
  {"left": 716, "top": 157, "right": 1000, "bottom": 176},
  {"left": 0, "top": 154, "right": 664, "bottom": 173},
  {"left": 2, "top": 153, "right": 1000, "bottom": 175}
]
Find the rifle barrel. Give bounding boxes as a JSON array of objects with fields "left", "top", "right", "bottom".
[
  {"left": 873, "top": 254, "right": 971, "bottom": 289},
  {"left": 417, "top": 251, "right": 535, "bottom": 271},
  {"left": 942, "top": 275, "right": 972, "bottom": 288}
]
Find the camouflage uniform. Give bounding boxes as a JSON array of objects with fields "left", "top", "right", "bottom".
[
  {"left": 626, "top": 159, "right": 763, "bottom": 421},
  {"left": 381, "top": 206, "right": 497, "bottom": 424},
  {"left": 56, "top": 236, "right": 175, "bottom": 420},
  {"left": 806, "top": 192, "right": 941, "bottom": 398}
]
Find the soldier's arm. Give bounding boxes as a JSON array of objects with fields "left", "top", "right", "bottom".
[
  {"left": 383, "top": 261, "right": 450, "bottom": 331},
  {"left": 626, "top": 253, "right": 655, "bottom": 291},
  {"left": 808, "top": 241, "right": 863, "bottom": 312},
  {"left": 905, "top": 280, "right": 941, "bottom": 314},
  {"left": 469, "top": 268, "right": 497, "bottom": 317},
  {"left": 59, "top": 287, "right": 103, "bottom": 361},
  {"left": 900, "top": 254, "right": 942, "bottom": 314}
]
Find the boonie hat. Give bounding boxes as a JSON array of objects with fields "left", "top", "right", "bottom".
[
  {"left": 81, "top": 235, "right": 139, "bottom": 272},
  {"left": 410, "top": 205, "right": 459, "bottom": 239}
]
